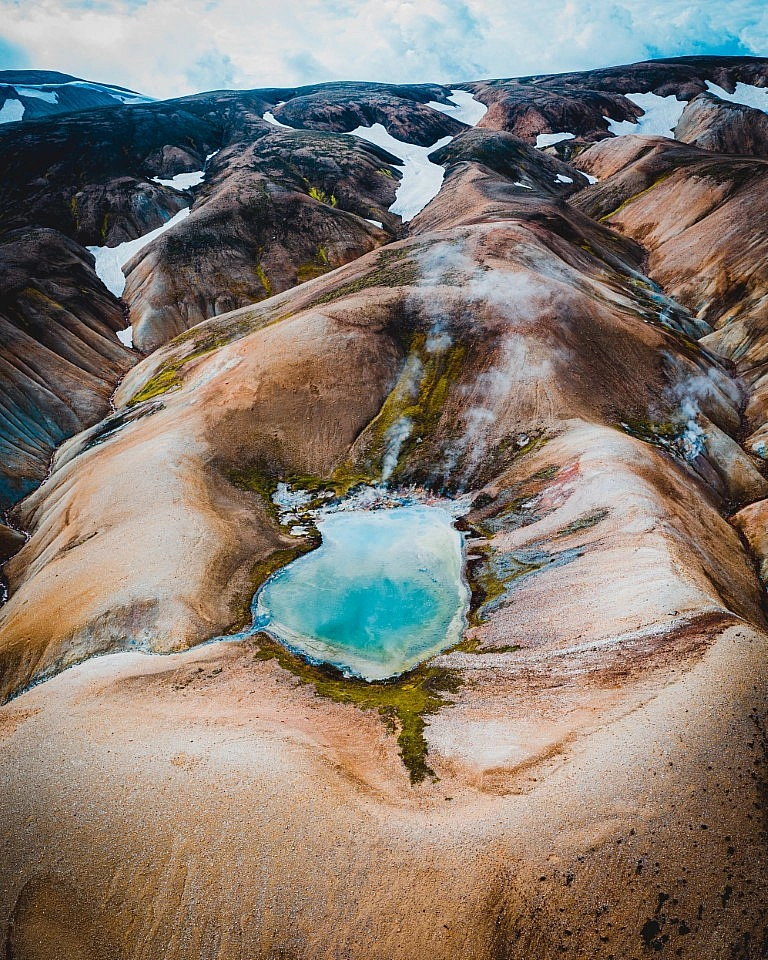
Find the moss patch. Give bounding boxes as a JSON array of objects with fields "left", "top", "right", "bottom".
[
  {"left": 309, "top": 247, "right": 419, "bottom": 307},
  {"left": 250, "top": 632, "right": 462, "bottom": 784},
  {"left": 306, "top": 184, "right": 338, "bottom": 207},
  {"left": 618, "top": 416, "right": 677, "bottom": 451},
  {"left": 555, "top": 508, "right": 609, "bottom": 538},
  {"left": 254, "top": 262, "right": 272, "bottom": 297},
  {"left": 598, "top": 170, "right": 675, "bottom": 222},
  {"left": 127, "top": 332, "right": 233, "bottom": 405}
]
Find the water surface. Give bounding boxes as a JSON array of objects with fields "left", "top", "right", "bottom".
[{"left": 254, "top": 503, "right": 468, "bottom": 680}]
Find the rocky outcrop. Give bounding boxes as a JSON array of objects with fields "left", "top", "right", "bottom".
[
  {"left": 0, "top": 103, "right": 220, "bottom": 243},
  {"left": 0, "top": 228, "right": 133, "bottom": 510},
  {"left": 125, "top": 128, "right": 400, "bottom": 352},
  {"left": 428, "top": 128, "right": 590, "bottom": 195},
  {"left": 675, "top": 91, "right": 768, "bottom": 156},
  {"left": 466, "top": 55, "right": 768, "bottom": 148},
  {"left": 270, "top": 81, "right": 467, "bottom": 144}
]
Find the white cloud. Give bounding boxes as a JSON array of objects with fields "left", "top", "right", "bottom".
[{"left": 0, "top": 0, "right": 765, "bottom": 99}]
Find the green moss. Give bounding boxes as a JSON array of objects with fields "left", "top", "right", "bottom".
[
  {"left": 619, "top": 416, "right": 677, "bottom": 449},
  {"left": 228, "top": 467, "right": 282, "bottom": 522},
  {"left": 451, "top": 637, "right": 482, "bottom": 653},
  {"left": 128, "top": 367, "right": 182, "bottom": 405},
  {"left": 377, "top": 167, "right": 395, "bottom": 179},
  {"left": 532, "top": 464, "right": 560, "bottom": 481},
  {"left": 23, "top": 287, "right": 62, "bottom": 310},
  {"left": 297, "top": 245, "right": 334, "bottom": 283},
  {"left": 338, "top": 333, "right": 467, "bottom": 484},
  {"left": 599, "top": 171, "right": 675, "bottom": 222},
  {"left": 555, "top": 508, "right": 609, "bottom": 538},
  {"left": 127, "top": 333, "right": 231, "bottom": 406},
  {"left": 307, "top": 184, "right": 338, "bottom": 207},
  {"left": 309, "top": 251, "right": 419, "bottom": 307},
  {"left": 100, "top": 212, "right": 110, "bottom": 244},
  {"left": 250, "top": 632, "right": 462, "bottom": 783},
  {"left": 254, "top": 262, "right": 272, "bottom": 297},
  {"left": 297, "top": 262, "right": 327, "bottom": 282}
]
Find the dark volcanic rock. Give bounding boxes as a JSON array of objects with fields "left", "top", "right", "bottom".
[
  {"left": 0, "top": 229, "right": 134, "bottom": 509},
  {"left": 429, "top": 129, "right": 589, "bottom": 195},
  {"left": 675, "top": 93, "right": 768, "bottom": 157},
  {"left": 0, "top": 524, "right": 25, "bottom": 564},
  {"left": 272, "top": 82, "right": 465, "bottom": 145},
  {"left": 465, "top": 55, "right": 768, "bottom": 147},
  {"left": 0, "top": 103, "right": 220, "bottom": 243},
  {"left": 126, "top": 128, "right": 400, "bottom": 352},
  {"left": 0, "top": 70, "right": 151, "bottom": 123}
]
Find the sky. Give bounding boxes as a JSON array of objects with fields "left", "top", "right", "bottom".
[{"left": 1, "top": 0, "right": 767, "bottom": 99}]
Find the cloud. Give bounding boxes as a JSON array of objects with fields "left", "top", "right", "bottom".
[{"left": 0, "top": 0, "right": 765, "bottom": 99}]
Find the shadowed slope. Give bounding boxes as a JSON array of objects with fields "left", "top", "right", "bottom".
[{"left": 0, "top": 229, "right": 133, "bottom": 509}]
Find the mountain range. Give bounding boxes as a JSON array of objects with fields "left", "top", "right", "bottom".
[{"left": 2, "top": 55, "right": 768, "bottom": 960}]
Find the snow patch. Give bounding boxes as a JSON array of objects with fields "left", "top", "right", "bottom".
[
  {"left": 583, "top": 172, "right": 599, "bottom": 184},
  {"left": 555, "top": 173, "right": 573, "bottom": 184},
  {"left": 152, "top": 170, "right": 204, "bottom": 189},
  {"left": 348, "top": 123, "right": 452, "bottom": 222},
  {"left": 116, "top": 325, "right": 134, "bottom": 348},
  {"left": 705, "top": 80, "right": 768, "bottom": 113},
  {"left": 64, "top": 80, "right": 151, "bottom": 103},
  {"left": 87, "top": 207, "right": 190, "bottom": 298},
  {"left": 152, "top": 150, "right": 219, "bottom": 190},
  {"left": 427, "top": 89, "right": 488, "bottom": 127},
  {"left": 263, "top": 111, "right": 292, "bottom": 128},
  {"left": 513, "top": 181, "right": 533, "bottom": 189},
  {"left": 605, "top": 92, "right": 687, "bottom": 139},
  {"left": 535, "top": 131, "right": 575, "bottom": 148},
  {"left": 0, "top": 99, "right": 24, "bottom": 123},
  {"left": 16, "top": 86, "right": 58, "bottom": 103},
  {"left": 365, "top": 218, "right": 384, "bottom": 228}
]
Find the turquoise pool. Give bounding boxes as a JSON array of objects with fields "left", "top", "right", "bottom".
[{"left": 253, "top": 503, "right": 469, "bottom": 680}]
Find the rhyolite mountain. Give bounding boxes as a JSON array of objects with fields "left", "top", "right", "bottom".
[{"left": 2, "top": 55, "right": 768, "bottom": 960}]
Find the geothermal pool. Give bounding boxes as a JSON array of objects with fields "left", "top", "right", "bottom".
[{"left": 253, "top": 503, "right": 469, "bottom": 680}]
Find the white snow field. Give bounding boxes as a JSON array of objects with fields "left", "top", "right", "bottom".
[
  {"left": 152, "top": 151, "right": 219, "bottom": 190},
  {"left": 705, "top": 80, "right": 768, "bottom": 113},
  {"left": 15, "top": 86, "right": 58, "bottom": 103},
  {"left": 263, "top": 104, "right": 292, "bottom": 128},
  {"left": 116, "top": 326, "right": 134, "bottom": 348},
  {"left": 348, "top": 123, "right": 452, "bottom": 222},
  {"left": 536, "top": 131, "right": 575, "bottom": 148},
  {"left": 65, "top": 80, "right": 151, "bottom": 104},
  {"left": 427, "top": 89, "right": 488, "bottom": 126},
  {"left": 0, "top": 99, "right": 24, "bottom": 123},
  {"left": 87, "top": 207, "right": 190, "bottom": 299},
  {"left": 152, "top": 170, "right": 206, "bottom": 189},
  {"left": 605, "top": 92, "right": 687, "bottom": 138}
]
